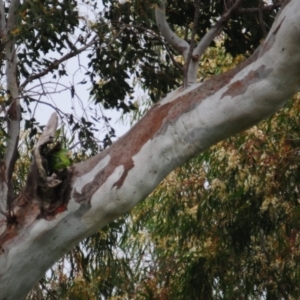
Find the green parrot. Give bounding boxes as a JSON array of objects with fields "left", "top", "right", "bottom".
[{"left": 48, "top": 148, "right": 72, "bottom": 171}]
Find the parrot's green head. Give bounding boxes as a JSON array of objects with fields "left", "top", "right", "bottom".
[{"left": 48, "top": 148, "right": 72, "bottom": 171}]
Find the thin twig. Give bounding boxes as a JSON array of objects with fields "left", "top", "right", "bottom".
[
  {"left": 39, "top": 281, "right": 58, "bottom": 300},
  {"left": 19, "top": 35, "right": 98, "bottom": 91},
  {"left": 237, "top": 3, "right": 282, "bottom": 14}
]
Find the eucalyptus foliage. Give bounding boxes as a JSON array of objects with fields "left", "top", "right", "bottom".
[{"left": 131, "top": 94, "right": 300, "bottom": 299}]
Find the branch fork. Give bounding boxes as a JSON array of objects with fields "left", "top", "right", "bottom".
[{"left": 155, "top": 0, "right": 243, "bottom": 87}]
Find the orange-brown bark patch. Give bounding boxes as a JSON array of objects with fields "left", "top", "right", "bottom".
[
  {"left": 7, "top": 100, "right": 18, "bottom": 120},
  {"left": 221, "top": 65, "right": 272, "bottom": 99}
]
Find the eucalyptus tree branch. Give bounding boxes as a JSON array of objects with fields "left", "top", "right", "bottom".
[
  {"left": 19, "top": 35, "right": 98, "bottom": 91},
  {"left": 0, "top": 0, "right": 6, "bottom": 37},
  {"left": 24, "top": 113, "right": 61, "bottom": 201},
  {"left": 0, "top": 0, "right": 7, "bottom": 215},
  {"left": 4, "top": 0, "right": 21, "bottom": 207},
  {"left": 35, "top": 113, "right": 58, "bottom": 150},
  {"left": 259, "top": 0, "right": 268, "bottom": 37},
  {"left": 183, "top": 0, "right": 200, "bottom": 88},
  {"left": 193, "top": 0, "right": 243, "bottom": 60},
  {"left": 155, "top": 0, "right": 189, "bottom": 56},
  {"left": 155, "top": 0, "right": 242, "bottom": 87}
]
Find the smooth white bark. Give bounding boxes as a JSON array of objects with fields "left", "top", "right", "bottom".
[
  {"left": 1, "top": 1, "right": 300, "bottom": 299},
  {"left": 155, "top": 1, "right": 189, "bottom": 56},
  {"left": 0, "top": 1, "right": 8, "bottom": 216},
  {"left": 2, "top": 0, "right": 21, "bottom": 208}
]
